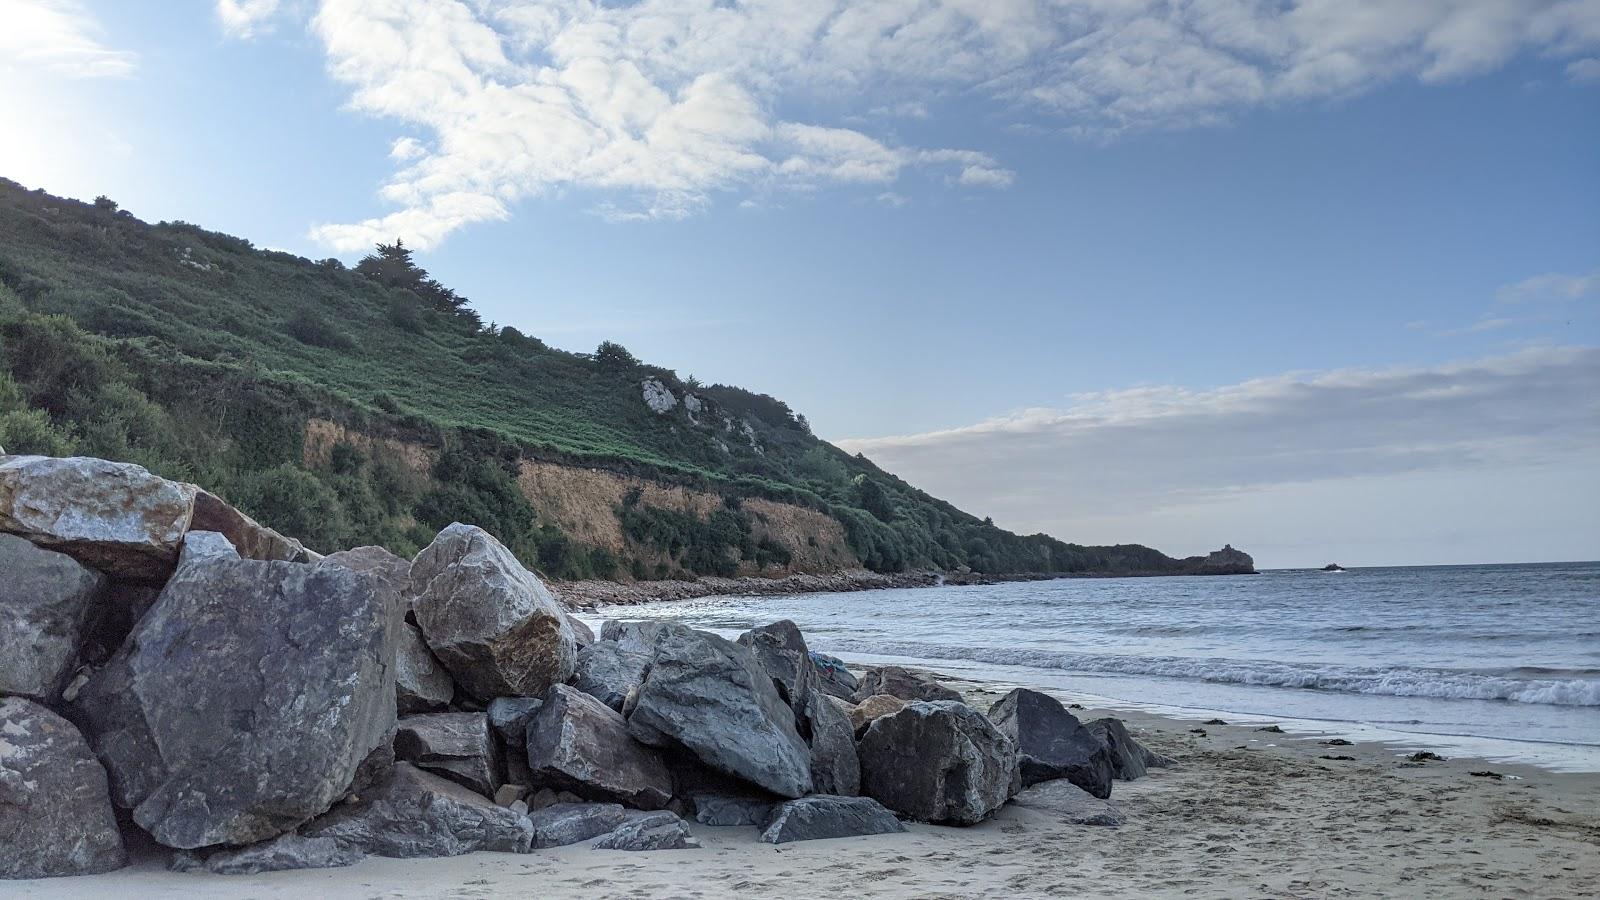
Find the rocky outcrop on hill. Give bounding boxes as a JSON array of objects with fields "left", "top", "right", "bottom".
[{"left": 1184, "top": 544, "right": 1257, "bottom": 575}]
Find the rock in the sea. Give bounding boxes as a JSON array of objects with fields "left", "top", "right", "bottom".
[
  {"left": 758, "top": 795, "right": 906, "bottom": 844},
  {"left": 572, "top": 641, "right": 651, "bottom": 712},
  {"left": 850, "top": 694, "right": 907, "bottom": 737},
  {"left": 175, "top": 834, "right": 364, "bottom": 875},
  {"left": 526, "top": 684, "right": 673, "bottom": 810},
  {"left": 408, "top": 524, "right": 575, "bottom": 703},
  {"left": 590, "top": 810, "right": 699, "bottom": 851},
  {"left": 858, "top": 701, "right": 1017, "bottom": 826},
  {"left": 0, "top": 698, "right": 126, "bottom": 879},
  {"left": 626, "top": 624, "right": 812, "bottom": 798},
  {"left": 0, "top": 534, "right": 105, "bottom": 702},
  {"left": 988, "top": 688, "right": 1114, "bottom": 798},
  {"left": 0, "top": 455, "right": 196, "bottom": 580},
  {"left": 691, "top": 794, "right": 776, "bottom": 827},
  {"left": 527, "top": 802, "right": 628, "bottom": 849},
  {"left": 1009, "top": 779, "right": 1125, "bottom": 827},
  {"left": 188, "top": 488, "right": 311, "bottom": 562},
  {"left": 304, "top": 763, "right": 532, "bottom": 858},
  {"left": 74, "top": 555, "right": 398, "bottom": 849},
  {"left": 395, "top": 623, "right": 454, "bottom": 715},
  {"left": 394, "top": 713, "right": 502, "bottom": 798},
  {"left": 854, "top": 665, "right": 961, "bottom": 703},
  {"left": 487, "top": 697, "right": 544, "bottom": 747},
  {"left": 737, "top": 621, "right": 859, "bottom": 796},
  {"left": 1085, "top": 718, "right": 1171, "bottom": 781}
]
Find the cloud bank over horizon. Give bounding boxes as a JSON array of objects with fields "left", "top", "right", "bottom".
[{"left": 206, "top": 0, "right": 1600, "bottom": 250}]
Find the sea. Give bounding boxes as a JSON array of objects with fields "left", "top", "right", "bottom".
[{"left": 578, "top": 562, "right": 1600, "bottom": 772}]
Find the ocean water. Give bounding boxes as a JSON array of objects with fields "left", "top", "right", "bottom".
[{"left": 581, "top": 562, "right": 1600, "bottom": 772}]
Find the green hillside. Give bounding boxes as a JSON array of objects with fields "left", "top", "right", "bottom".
[{"left": 0, "top": 178, "right": 1228, "bottom": 580}]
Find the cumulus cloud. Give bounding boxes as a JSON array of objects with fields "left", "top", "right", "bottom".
[
  {"left": 216, "top": 0, "right": 282, "bottom": 38},
  {"left": 836, "top": 346, "right": 1600, "bottom": 558},
  {"left": 232, "top": 0, "right": 1600, "bottom": 248},
  {"left": 0, "top": 0, "right": 137, "bottom": 78}
]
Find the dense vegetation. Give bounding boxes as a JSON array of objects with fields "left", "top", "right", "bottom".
[{"left": 0, "top": 179, "right": 1212, "bottom": 579}]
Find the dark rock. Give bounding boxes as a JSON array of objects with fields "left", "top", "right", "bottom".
[
  {"left": 564, "top": 613, "right": 595, "bottom": 647},
  {"left": 1323, "top": 738, "right": 1354, "bottom": 746},
  {"left": 1009, "top": 779, "right": 1125, "bottom": 826},
  {"left": 74, "top": 555, "right": 398, "bottom": 849},
  {"left": 988, "top": 688, "right": 1114, "bottom": 798},
  {"left": 1203, "top": 718, "right": 1228, "bottom": 725},
  {"left": 737, "top": 620, "right": 816, "bottom": 708},
  {"left": 758, "top": 796, "right": 905, "bottom": 844},
  {"left": 408, "top": 524, "right": 575, "bottom": 703},
  {"left": 304, "top": 763, "right": 532, "bottom": 858},
  {"left": 858, "top": 701, "right": 1017, "bottom": 826},
  {"left": 527, "top": 802, "right": 627, "bottom": 848},
  {"left": 572, "top": 641, "right": 651, "bottom": 712},
  {"left": 395, "top": 623, "right": 455, "bottom": 715},
  {"left": 1190, "top": 728, "right": 1207, "bottom": 736},
  {"left": 736, "top": 621, "right": 858, "bottom": 796},
  {"left": 1409, "top": 751, "right": 1446, "bottom": 762},
  {"left": 1085, "top": 718, "right": 1171, "bottom": 781},
  {"left": 527, "top": 787, "right": 584, "bottom": 811},
  {"left": 626, "top": 624, "right": 812, "bottom": 798},
  {"left": 0, "top": 534, "right": 105, "bottom": 702},
  {"left": 691, "top": 794, "right": 776, "bottom": 827},
  {"left": 853, "top": 665, "right": 961, "bottom": 703},
  {"left": 0, "top": 698, "right": 126, "bottom": 879},
  {"left": 1192, "top": 544, "right": 1256, "bottom": 575},
  {"left": 394, "top": 713, "right": 502, "bottom": 797},
  {"left": 591, "top": 810, "right": 699, "bottom": 851},
  {"left": 1321, "top": 754, "right": 1356, "bottom": 761},
  {"left": 486, "top": 697, "right": 544, "bottom": 747},
  {"left": 188, "top": 488, "right": 310, "bottom": 562},
  {"left": 805, "top": 685, "right": 860, "bottom": 796},
  {"left": 176, "top": 834, "right": 363, "bottom": 875},
  {"left": 0, "top": 455, "right": 196, "bottom": 581},
  {"left": 1257, "top": 725, "right": 1285, "bottom": 734},
  {"left": 526, "top": 684, "right": 672, "bottom": 809}
]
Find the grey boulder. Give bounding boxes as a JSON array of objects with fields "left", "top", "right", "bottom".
[
  {"left": 487, "top": 696, "right": 544, "bottom": 747},
  {"left": 172, "top": 834, "right": 364, "bottom": 875},
  {"left": 854, "top": 665, "right": 961, "bottom": 703},
  {"left": 408, "top": 524, "right": 575, "bottom": 703},
  {"left": 737, "top": 621, "right": 858, "bottom": 796},
  {"left": 526, "top": 684, "right": 673, "bottom": 810},
  {"left": 858, "top": 701, "right": 1018, "bottom": 826},
  {"left": 74, "top": 554, "right": 398, "bottom": 849},
  {"left": 626, "top": 624, "right": 812, "bottom": 798},
  {"left": 1086, "top": 718, "right": 1171, "bottom": 781},
  {"left": 1009, "top": 779, "right": 1125, "bottom": 827},
  {"left": 759, "top": 796, "right": 906, "bottom": 844},
  {"left": 804, "top": 684, "right": 861, "bottom": 796},
  {"left": 600, "top": 619, "right": 670, "bottom": 652},
  {"left": 0, "top": 455, "right": 195, "bottom": 580},
  {"left": 0, "top": 697, "right": 126, "bottom": 879},
  {"left": 571, "top": 641, "right": 651, "bottom": 712},
  {"left": 527, "top": 802, "right": 627, "bottom": 849},
  {"left": 691, "top": 794, "right": 776, "bottom": 827},
  {"left": 989, "top": 688, "right": 1114, "bottom": 798},
  {"left": 0, "top": 534, "right": 105, "bottom": 702},
  {"left": 322, "top": 545, "right": 412, "bottom": 605},
  {"left": 591, "top": 810, "right": 699, "bottom": 851},
  {"left": 394, "top": 712, "right": 502, "bottom": 797},
  {"left": 737, "top": 620, "right": 816, "bottom": 708},
  {"left": 395, "top": 623, "right": 455, "bottom": 715},
  {"left": 304, "top": 763, "right": 533, "bottom": 858}
]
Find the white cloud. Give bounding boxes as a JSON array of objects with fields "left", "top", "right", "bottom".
[
  {"left": 836, "top": 346, "right": 1600, "bottom": 563},
  {"left": 1570, "top": 56, "right": 1600, "bottom": 80},
  {"left": 1497, "top": 269, "right": 1600, "bottom": 303},
  {"left": 0, "top": 0, "right": 137, "bottom": 78},
  {"left": 241, "top": 1, "right": 1600, "bottom": 249},
  {"left": 216, "top": 0, "right": 283, "bottom": 38}
]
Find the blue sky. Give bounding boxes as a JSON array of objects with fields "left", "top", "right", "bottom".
[{"left": 3, "top": 0, "right": 1597, "bottom": 566}]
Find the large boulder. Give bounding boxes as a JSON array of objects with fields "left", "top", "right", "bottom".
[
  {"left": 625, "top": 624, "right": 812, "bottom": 798},
  {"left": 590, "top": 810, "right": 699, "bottom": 851},
  {"left": 187, "top": 488, "right": 310, "bottom": 562},
  {"left": 691, "top": 794, "right": 776, "bottom": 827},
  {"left": 303, "top": 763, "right": 533, "bottom": 858},
  {"left": 394, "top": 713, "right": 502, "bottom": 798},
  {"left": 0, "top": 455, "right": 196, "bottom": 580},
  {"left": 0, "top": 534, "right": 105, "bottom": 702},
  {"left": 854, "top": 665, "right": 961, "bottom": 703},
  {"left": 849, "top": 694, "right": 907, "bottom": 737},
  {"left": 737, "top": 620, "right": 816, "bottom": 708},
  {"left": 171, "top": 834, "right": 364, "bottom": 875},
  {"left": 0, "top": 698, "right": 126, "bottom": 879},
  {"left": 858, "top": 701, "right": 1017, "bottom": 826},
  {"left": 408, "top": 524, "right": 575, "bottom": 703},
  {"left": 73, "top": 551, "right": 398, "bottom": 849},
  {"left": 322, "top": 546, "right": 412, "bottom": 606},
  {"left": 989, "top": 688, "right": 1114, "bottom": 798},
  {"left": 527, "top": 802, "right": 627, "bottom": 849},
  {"left": 1085, "top": 718, "right": 1171, "bottom": 781},
  {"left": 804, "top": 686, "right": 860, "bottom": 796},
  {"left": 395, "top": 623, "right": 455, "bottom": 715},
  {"left": 1009, "top": 779, "right": 1125, "bottom": 827},
  {"left": 600, "top": 619, "right": 670, "bottom": 652},
  {"left": 526, "top": 685, "right": 673, "bottom": 810},
  {"left": 571, "top": 641, "right": 651, "bottom": 712},
  {"left": 737, "top": 621, "right": 858, "bottom": 796},
  {"left": 759, "top": 796, "right": 906, "bottom": 844}
]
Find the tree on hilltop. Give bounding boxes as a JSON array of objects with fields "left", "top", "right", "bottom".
[{"left": 356, "top": 239, "right": 480, "bottom": 327}]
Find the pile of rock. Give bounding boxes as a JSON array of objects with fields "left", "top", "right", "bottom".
[{"left": 0, "top": 454, "right": 1171, "bottom": 881}]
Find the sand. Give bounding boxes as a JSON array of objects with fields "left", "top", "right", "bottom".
[{"left": 12, "top": 678, "right": 1598, "bottom": 900}]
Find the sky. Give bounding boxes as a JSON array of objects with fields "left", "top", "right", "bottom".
[{"left": 2, "top": 0, "right": 1597, "bottom": 568}]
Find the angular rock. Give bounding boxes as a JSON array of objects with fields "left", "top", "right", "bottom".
[
  {"left": 854, "top": 665, "right": 961, "bottom": 703},
  {"left": 572, "top": 641, "right": 651, "bottom": 712},
  {"left": 1085, "top": 718, "right": 1170, "bottom": 781},
  {"left": 737, "top": 620, "right": 816, "bottom": 708},
  {"left": 487, "top": 697, "right": 543, "bottom": 747},
  {"left": 304, "top": 763, "right": 533, "bottom": 858},
  {"left": 989, "top": 688, "right": 1114, "bottom": 798},
  {"left": 591, "top": 810, "right": 699, "bottom": 851},
  {"left": 322, "top": 545, "right": 412, "bottom": 607},
  {"left": 394, "top": 713, "right": 502, "bottom": 798},
  {"left": 759, "top": 796, "right": 906, "bottom": 844},
  {"left": 0, "top": 455, "right": 196, "bottom": 580},
  {"left": 188, "top": 488, "right": 310, "bottom": 562},
  {"left": 811, "top": 651, "right": 859, "bottom": 701},
  {"left": 395, "top": 623, "right": 455, "bottom": 715},
  {"left": 176, "top": 834, "right": 364, "bottom": 875},
  {"left": 527, "top": 801, "right": 627, "bottom": 849},
  {"left": 600, "top": 619, "right": 670, "bottom": 652},
  {"left": 858, "top": 701, "right": 1018, "bottom": 826},
  {"left": 526, "top": 684, "right": 672, "bottom": 810},
  {"left": 850, "top": 694, "right": 907, "bottom": 737},
  {"left": 1010, "top": 779, "right": 1125, "bottom": 827},
  {"left": 805, "top": 686, "right": 861, "bottom": 796},
  {"left": 408, "top": 524, "right": 575, "bottom": 702},
  {"left": 625, "top": 624, "right": 812, "bottom": 798},
  {"left": 177, "top": 529, "right": 239, "bottom": 566},
  {"left": 0, "top": 534, "right": 105, "bottom": 702},
  {"left": 691, "top": 794, "right": 776, "bottom": 827},
  {"left": 565, "top": 613, "right": 595, "bottom": 647},
  {"left": 737, "top": 621, "right": 857, "bottom": 795},
  {"left": 0, "top": 698, "right": 126, "bottom": 879},
  {"left": 74, "top": 555, "right": 398, "bottom": 849}
]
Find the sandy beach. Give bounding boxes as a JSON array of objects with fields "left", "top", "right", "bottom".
[{"left": 13, "top": 670, "right": 1597, "bottom": 900}]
